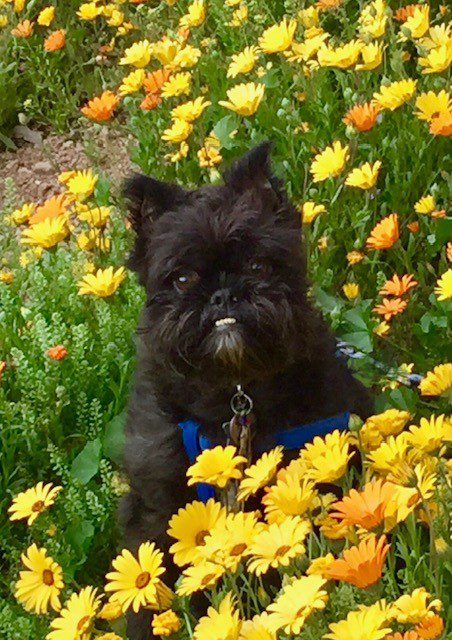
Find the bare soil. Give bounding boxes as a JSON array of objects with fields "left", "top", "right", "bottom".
[{"left": 0, "top": 126, "right": 135, "bottom": 208}]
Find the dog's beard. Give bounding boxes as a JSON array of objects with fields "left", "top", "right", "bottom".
[{"left": 212, "top": 326, "right": 244, "bottom": 368}]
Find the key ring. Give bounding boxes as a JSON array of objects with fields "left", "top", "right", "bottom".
[{"left": 230, "top": 384, "right": 253, "bottom": 417}]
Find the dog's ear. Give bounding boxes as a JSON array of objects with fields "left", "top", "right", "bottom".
[
  {"left": 124, "top": 174, "right": 189, "bottom": 280},
  {"left": 223, "top": 141, "right": 284, "bottom": 199}
]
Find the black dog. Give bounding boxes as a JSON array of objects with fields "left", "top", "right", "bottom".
[{"left": 120, "top": 143, "right": 373, "bottom": 639}]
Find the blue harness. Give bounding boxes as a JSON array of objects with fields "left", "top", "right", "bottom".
[{"left": 179, "top": 411, "right": 351, "bottom": 502}]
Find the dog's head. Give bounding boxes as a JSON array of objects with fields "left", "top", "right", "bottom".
[{"left": 125, "top": 142, "right": 311, "bottom": 383}]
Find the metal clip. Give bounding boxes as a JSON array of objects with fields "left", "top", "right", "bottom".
[{"left": 230, "top": 384, "right": 253, "bottom": 417}]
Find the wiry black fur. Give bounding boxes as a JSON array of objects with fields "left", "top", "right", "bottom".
[{"left": 120, "top": 143, "right": 373, "bottom": 639}]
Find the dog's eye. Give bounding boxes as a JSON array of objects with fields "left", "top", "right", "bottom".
[
  {"left": 173, "top": 271, "right": 200, "bottom": 293},
  {"left": 250, "top": 260, "right": 272, "bottom": 278}
]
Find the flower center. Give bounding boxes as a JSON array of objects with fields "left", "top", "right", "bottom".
[
  {"left": 77, "top": 615, "right": 91, "bottom": 632},
  {"left": 32, "top": 500, "right": 45, "bottom": 512},
  {"left": 195, "top": 530, "right": 209, "bottom": 546},
  {"left": 135, "top": 571, "right": 151, "bottom": 589},
  {"left": 201, "top": 573, "right": 217, "bottom": 586},
  {"left": 230, "top": 543, "right": 247, "bottom": 556},
  {"left": 42, "top": 569, "right": 54, "bottom": 586},
  {"left": 274, "top": 545, "right": 291, "bottom": 558},
  {"left": 408, "top": 491, "right": 420, "bottom": 508}
]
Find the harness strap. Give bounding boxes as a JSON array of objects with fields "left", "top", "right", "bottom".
[{"left": 179, "top": 411, "right": 351, "bottom": 502}]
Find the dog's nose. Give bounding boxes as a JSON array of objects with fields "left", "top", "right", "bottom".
[{"left": 210, "top": 288, "right": 238, "bottom": 308}]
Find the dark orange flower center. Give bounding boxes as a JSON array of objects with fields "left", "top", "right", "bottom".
[
  {"left": 274, "top": 545, "right": 291, "bottom": 558},
  {"left": 201, "top": 573, "right": 217, "bottom": 586},
  {"left": 135, "top": 571, "right": 151, "bottom": 589},
  {"left": 195, "top": 530, "right": 209, "bottom": 546},
  {"left": 230, "top": 543, "right": 247, "bottom": 556},
  {"left": 77, "top": 615, "right": 91, "bottom": 632},
  {"left": 42, "top": 569, "right": 54, "bottom": 586},
  {"left": 408, "top": 491, "right": 420, "bottom": 508},
  {"left": 32, "top": 500, "right": 45, "bottom": 512}
]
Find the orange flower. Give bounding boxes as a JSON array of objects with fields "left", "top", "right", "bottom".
[
  {"left": 317, "top": 0, "right": 342, "bottom": 10},
  {"left": 373, "top": 297, "right": 407, "bottom": 321},
  {"left": 429, "top": 112, "right": 452, "bottom": 137},
  {"left": 143, "top": 69, "right": 172, "bottom": 95},
  {"left": 47, "top": 345, "right": 68, "bottom": 361},
  {"left": 415, "top": 614, "right": 445, "bottom": 639},
  {"left": 430, "top": 209, "right": 447, "bottom": 219},
  {"left": 330, "top": 479, "right": 395, "bottom": 530},
  {"left": 394, "top": 5, "right": 420, "bottom": 22},
  {"left": 81, "top": 91, "right": 120, "bottom": 122},
  {"left": 407, "top": 221, "right": 420, "bottom": 233},
  {"left": 324, "top": 535, "right": 390, "bottom": 588},
  {"left": 343, "top": 102, "right": 381, "bottom": 132},
  {"left": 0, "top": 361, "right": 6, "bottom": 380},
  {"left": 366, "top": 214, "right": 399, "bottom": 250},
  {"left": 44, "top": 29, "right": 66, "bottom": 52},
  {"left": 386, "top": 633, "right": 421, "bottom": 640},
  {"left": 11, "top": 19, "right": 34, "bottom": 37},
  {"left": 140, "top": 93, "right": 162, "bottom": 111},
  {"left": 29, "top": 194, "right": 70, "bottom": 225},
  {"left": 379, "top": 274, "right": 418, "bottom": 297}
]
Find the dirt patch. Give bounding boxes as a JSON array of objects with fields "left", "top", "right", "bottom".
[{"left": 0, "top": 126, "right": 136, "bottom": 208}]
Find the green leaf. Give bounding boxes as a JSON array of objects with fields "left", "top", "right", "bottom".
[
  {"left": 66, "top": 519, "right": 95, "bottom": 566},
  {"left": 313, "top": 286, "right": 344, "bottom": 315},
  {"left": 212, "top": 115, "right": 239, "bottom": 150},
  {"left": 70, "top": 438, "right": 102, "bottom": 484},
  {"left": 103, "top": 411, "right": 126, "bottom": 465},
  {"left": 261, "top": 68, "right": 280, "bottom": 88},
  {"left": 340, "top": 330, "right": 373, "bottom": 354}
]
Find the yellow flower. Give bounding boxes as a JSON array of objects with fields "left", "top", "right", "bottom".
[
  {"left": 390, "top": 587, "right": 442, "bottom": 624},
  {"left": 287, "top": 33, "right": 329, "bottom": 62},
  {"left": 306, "top": 553, "right": 335, "bottom": 577},
  {"left": 0, "top": 14, "right": 8, "bottom": 28},
  {"left": 177, "top": 561, "right": 225, "bottom": 596},
  {"left": 77, "top": 229, "right": 110, "bottom": 253},
  {"left": 119, "top": 69, "right": 146, "bottom": 95},
  {"left": 162, "top": 118, "right": 193, "bottom": 143},
  {"left": 239, "top": 613, "right": 275, "bottom": 640},
  {"left": 317, "top": 40, "right": 363, "bottom": 68},
  {"left": 359, "top": 409, "right": 411, "bottom": 450},
  {"left": 299, "top": 7, "right": 319, "bottom": 28},
  {"left": 187, "top": 445, "right": 246, "bottom": 488},
  {"left": 67, "top": 169, "right": 98, "bottom": 201},
  {"left": 229, "top": 5, "right": 248, "bottom": 27},
  {"left": 358, "top": 0, "right": 387, "bottom": 38},
  {"left": 301, "top": 201, "right": 326, "bottom": 223},
  {"left": 161, "top": 72, "right": 192, "bottom": 98},
  {"left": 167, "top": 499, "right": 227, "bottom": 566},
  {"left": 219, "top": 82, "right": 265, "bottom": 116},
  {"left": 248, "top": 517, "right": 311, "bottom": 575},
  {"left": 374, "top": 321, "right": 390, "bottom": 337},
  {"left": 415, "top": 195, "right": 436, "bottom": 214},
  {"left": 408, "top": 414, "right": 452, "bottom": 453},
  {"left": 415, "top": 90, "right": 451, "bottom": 122},
  {"left": 105, "top": 542, "right": 165, "bottom": 613},
  {"left": 10, "top": 202, "right": 36, "bottom": 225},
  {"left": 227, "top": 46, "right": 259, "bottom": 78},
  {"left": 367, "top": 434, "right": 415, "bottom": 476},
  {"left": 356, "top": 42, "right": 384, "bottom": 71},
  {"left": 262, "top": 474, "right": 316, "bottom": 524},
  {"left": 95, "top": 634, "right": 122, "bottom": 640},
  {"left": 301, "top": 429, "right": 352, "bottom": 482},
  {"left": 419, "top": 363, "right": 452, "bottom": 398},
  {"left": 37, "top": 6, "right": 55, "bottom": 26},
  {"left": 259, "top": 18, "right": 297, "bottom": 54},
  {"left": 15, "top": 544, "right": 64, "bottom": 614},
  {"left": 171, "top": 44, "right": 202, "bottom": 70},
  {"left": 345, "top": 161, "right": 381, "bottom": 189},
  {"left": 402, "top": 5, "right": 430, "bottom": 39},
  {"left": 98, "top": 601, "right": 123, "bottom": 621},
  {"left": 347, "top": 250, "right": 365, "bottom": 265},
  {"left": 77, "top": 266, "right": 126, "bottom": 298},
  {"left": 200, "top": 511, "right": 262, "bottom": 570},
  {"left": 373, "top": 79, "right": 417, "bottom": 111},
  {"left": 435, "top": 269, "right": 452, "bottom": 301},
  {"left": 194, "top": 593, "right": 241, "bottom": 640},
  {"left": 343, "top": 283, "right": 360, "bottom": 300},
  {"left": 171, "top": 96, "right": 211, "bottom": 122},
  {"left": 266, "top": 575, "right": 328, "bottom": 635},
  {"left": 237, "top": 446, "right": 284, "bottom": 501},
  {"left": 152, "top": 610, "right": 181, "bottom": 637},
  {"left": 120, "top": 40, "right": 153, "bottom": 68},
  {"left": 198, "top": 135, "right": 223, "bottom": 168},
  {"left": 77, "top": 2, "right": 100, "bottom": 20},
  {"left": 0, "top": 269, "right": 14, "bottom": 284},
  {"left": 421, "top": 23, "right": 451, "bottom": 50},
  {"left": 310, "top": 141, "right": 349, "bottom": 182},
  {"left": 166, "top": 141, "right": 189, "bottom": 163},
  {"left": 180, "top": 0, "right": 206, "bottom": 28},
  {"left": 419, "top": 43, "right": 452, "bottom": 74},
  {"left": 21, "top": 216, "right": 69, "bottom": 249},
  {"left": 47, "top": 586, "right": 101, "bottom": 640},
  {"left": 152, "top": 38, "right": 180, "bottom": 66},
  {"left": 77, "top": 205, "right": 111, "bottom": 228},
  {"left": 325, "top": 602, "right": 391, "bottom": 640}
]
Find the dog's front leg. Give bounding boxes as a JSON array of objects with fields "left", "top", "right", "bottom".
[{"left": 120, "top": 415, "right": 192, "bottom": 640}]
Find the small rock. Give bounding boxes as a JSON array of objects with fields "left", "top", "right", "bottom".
[{"left": 34, "top": 160, "right": 53, "bottom": 173}]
